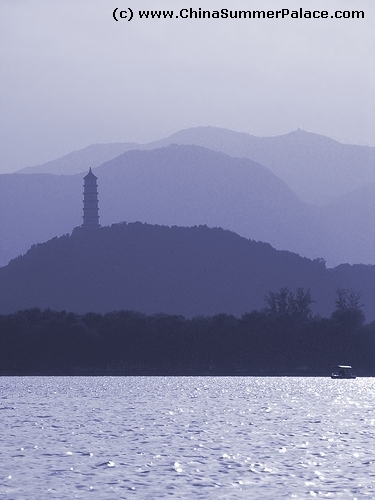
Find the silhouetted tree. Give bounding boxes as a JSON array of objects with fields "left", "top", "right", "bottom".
[
  {"left": 263, "top": 287, "right": 314, "bottom": 323},
  {"left": 331, "top": 287, "right": 365, "bottom": 330}
]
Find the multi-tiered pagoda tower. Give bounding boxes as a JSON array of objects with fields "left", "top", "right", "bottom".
[{"left": 82, "top": 168, "right": 100, "bottom": 228}]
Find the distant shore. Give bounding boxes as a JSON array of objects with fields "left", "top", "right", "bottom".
[{"left": 1, "top": 307, "right": 373, "bottom": 378}]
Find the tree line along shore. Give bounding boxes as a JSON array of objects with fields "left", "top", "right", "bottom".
[{"left": 1, "top": 287, "right": 373, "bottom": 376}]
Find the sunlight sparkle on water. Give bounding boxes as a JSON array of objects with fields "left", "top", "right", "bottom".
[{"left": 1, "top": 377, "right": 375, "bottom": 499}]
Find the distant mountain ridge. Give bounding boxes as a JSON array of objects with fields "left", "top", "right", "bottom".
[
  {"left": 1, "top": 222, "right": 374, "bottom": 321},
  {"left": 1, "top": 144, "right": 374, "bottom": 268},
  {"left": 1, "top": 144, "right": 321, "bottom": 264},
  {"left": 158, "top": 127, "right": 375, "bottom": 205},
  {"left": 17, "top": 142, "right": 138, "bottom": 176},
  {"left": 316, "top": 183, "right": 375, "bottom": 265},
  {"left": 16, "top": 126, "right": 375, "bottom": 205}
]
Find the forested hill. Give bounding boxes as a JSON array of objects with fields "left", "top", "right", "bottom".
[{"left": 0, "top": 222, "right": 374, "bottom": 320}]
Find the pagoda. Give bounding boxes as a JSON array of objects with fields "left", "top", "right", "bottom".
[{"left": 82, "top": 168, "right": 100, "bottom": 228}]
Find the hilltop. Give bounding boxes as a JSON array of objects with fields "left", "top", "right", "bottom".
[{"left": 1, "top": 222, "right": 374, "bottom": 321}]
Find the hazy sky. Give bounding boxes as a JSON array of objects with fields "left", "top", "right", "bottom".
[{"left": 1, "top": 0, "right": 374, "bottom": 173}]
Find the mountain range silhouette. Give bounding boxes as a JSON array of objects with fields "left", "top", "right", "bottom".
[{"left": 1, "top": 135, "right": 374, "bottom": 267}]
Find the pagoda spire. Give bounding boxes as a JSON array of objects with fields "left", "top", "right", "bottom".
[{"left": 82, "top": 168, "right": 100, "bottom": 228}]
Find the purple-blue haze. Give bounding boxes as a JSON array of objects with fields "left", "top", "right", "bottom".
[{"left": 1, "top": 0, "right": 374, "bottom": 172}]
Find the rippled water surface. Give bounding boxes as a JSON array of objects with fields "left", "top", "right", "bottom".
[{"left": 1, "top": 377, "right": 375, "bottom": 499}]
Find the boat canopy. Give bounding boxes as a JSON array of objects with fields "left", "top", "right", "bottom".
[{"left": 331, "top": 365, "right": 356, "bottom": 379}]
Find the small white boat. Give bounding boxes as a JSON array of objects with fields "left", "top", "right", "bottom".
[{"left": 331, "top": 365, "right": 356, "bottom": 379}]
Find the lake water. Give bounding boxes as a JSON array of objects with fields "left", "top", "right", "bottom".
[{"left": 1, "top": 377, "right": 375, "bottom": 499}]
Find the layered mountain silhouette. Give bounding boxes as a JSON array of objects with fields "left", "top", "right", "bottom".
[
  {"left": 17, "top": 143, "right": 137, "bottom": 176},
  {"left": 316, "top": 183, "right": 375, "bottom": 265},
  {"left": 1, "top": 144, "right": 374, "bottom": 267},
  {"left": 18, "top": 126, "right": 375, "bottom": 205},
  {"left": 0, "top": 172, "right": 81, "bottom": 267},
  {"left": 153, "top": 127, "right": 375, "bottom": 206},
  {"left": 1, "top": 144, "right": 332, "bottom": 268},
  {"left": 1, "top": 222, "right": 374, "bottom": 321}
]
